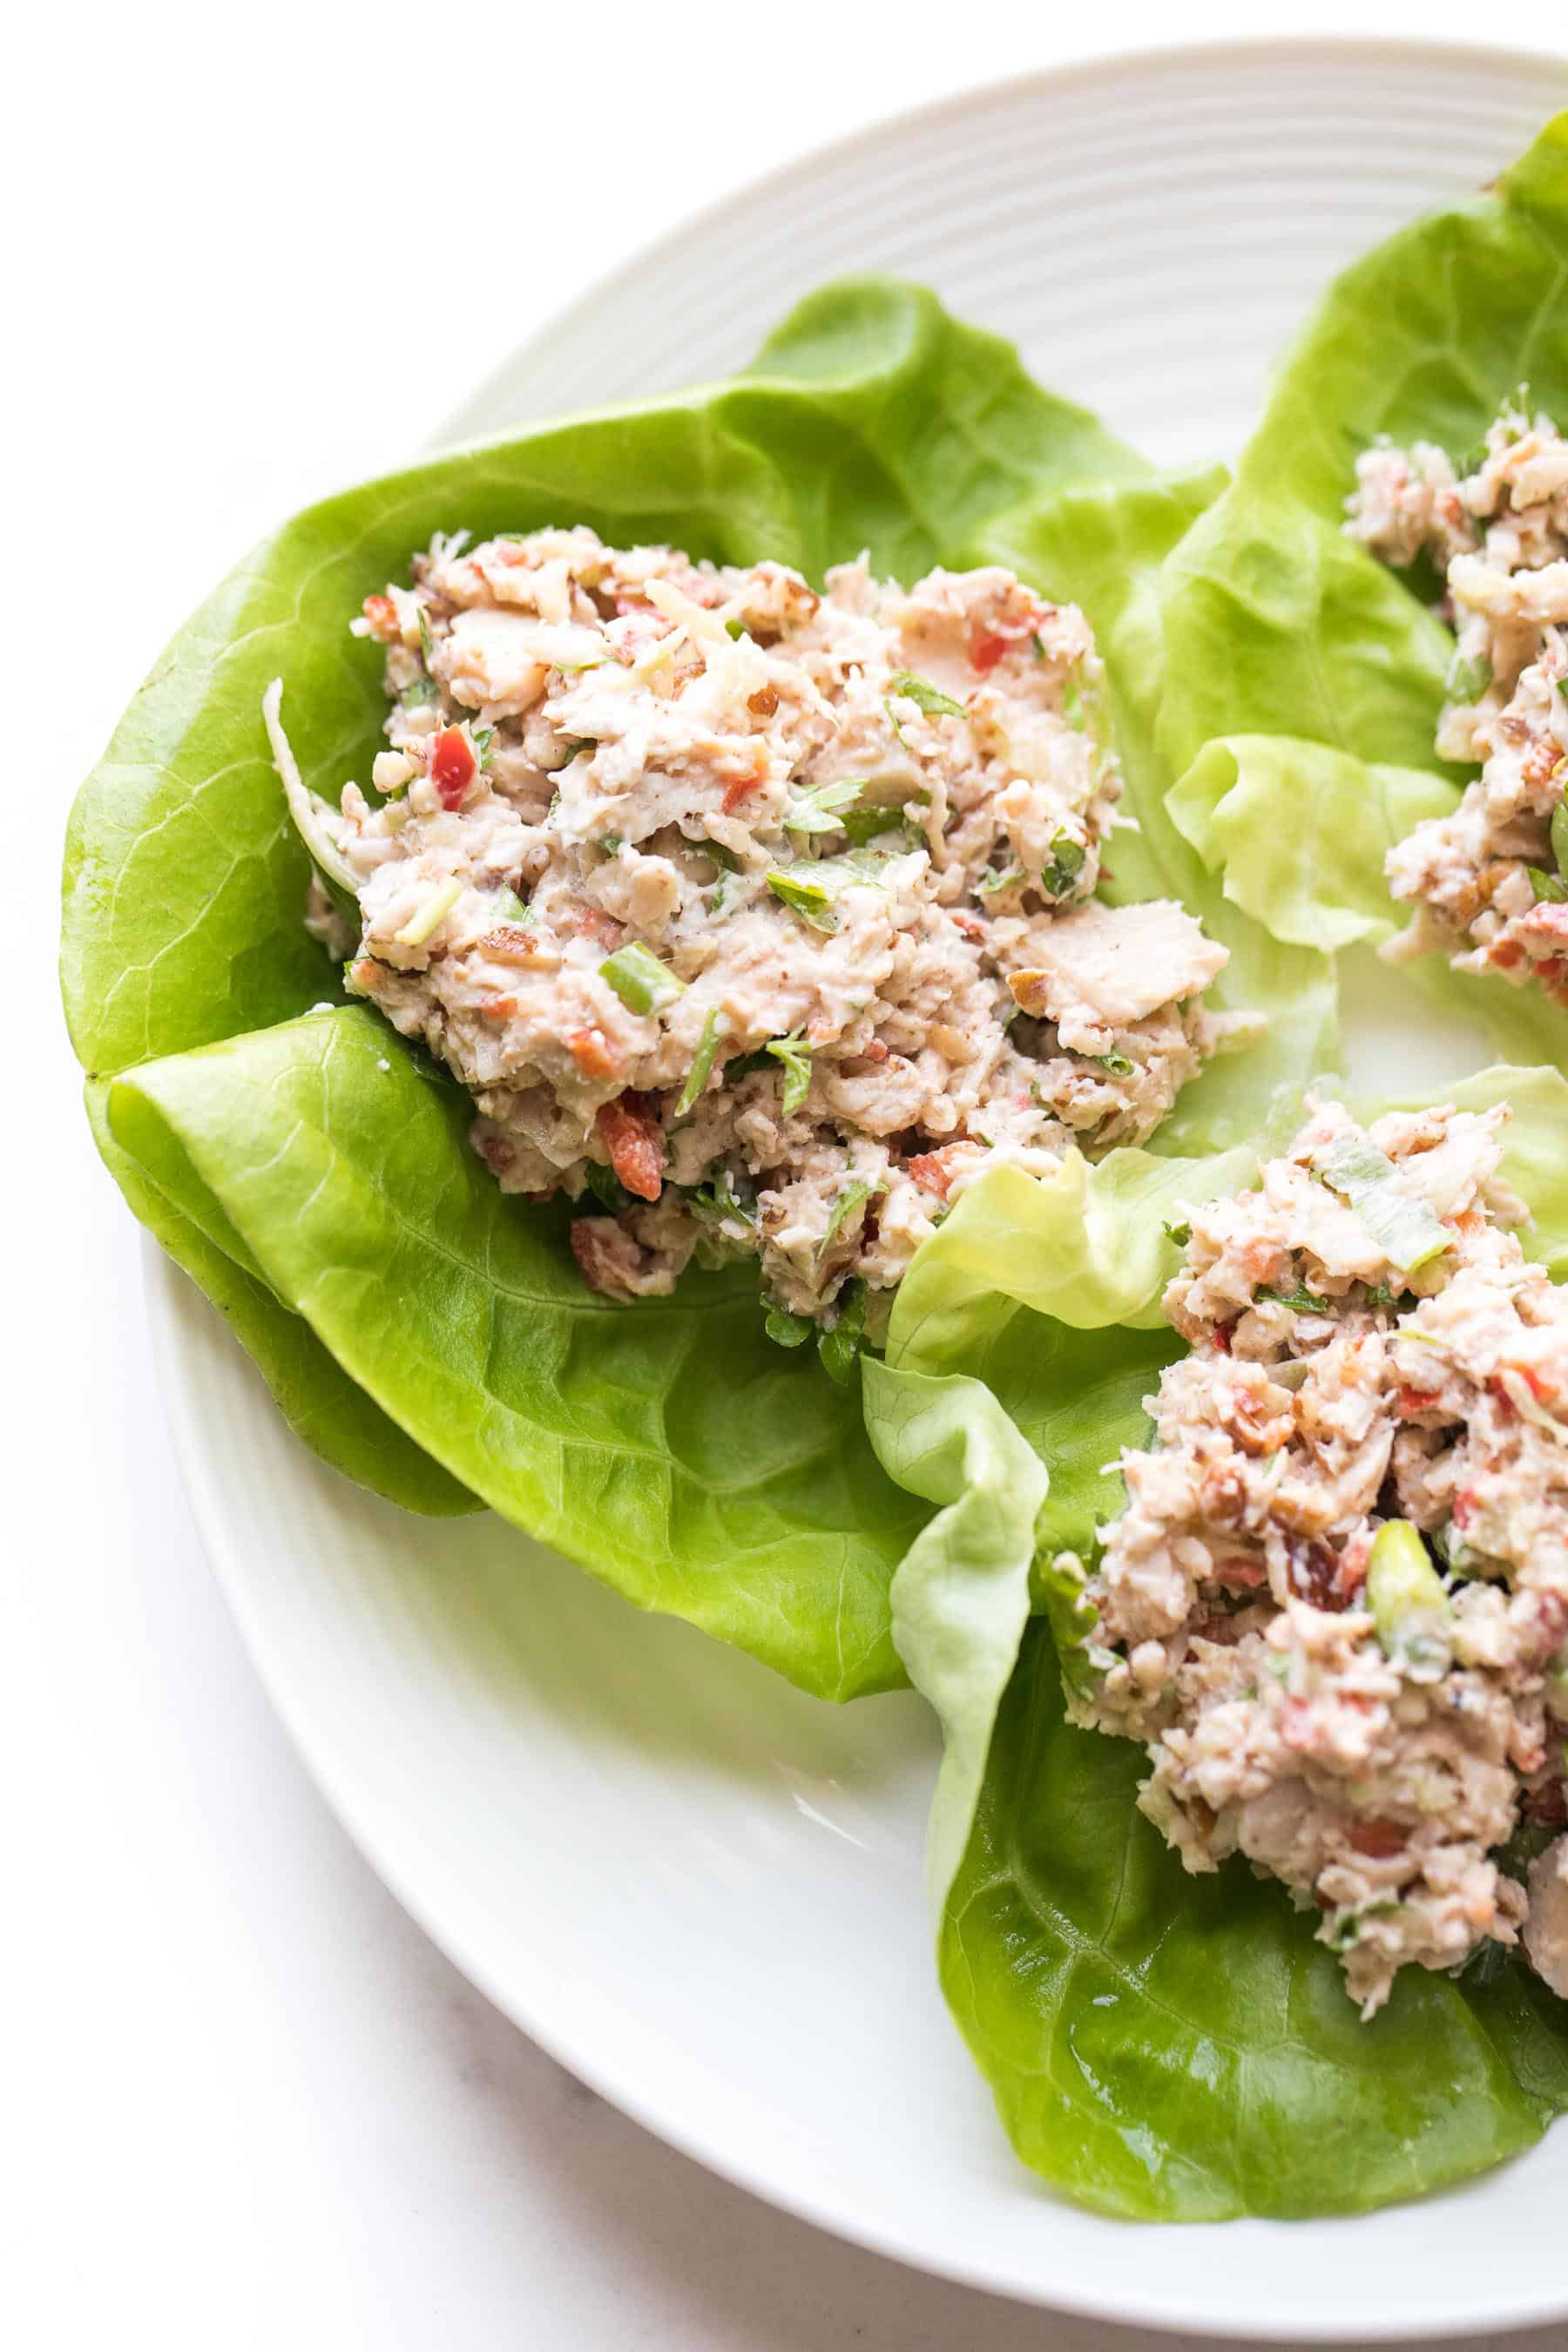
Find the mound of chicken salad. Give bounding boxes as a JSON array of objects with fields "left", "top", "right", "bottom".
[
  {"left": 269, "top": 526, "right": 1253, "bottom": 1343},
  {"left": 1348, "top": 397, "right": 1568, "bottom": 1004},
  {"left": 1054, "top": 1097, "right": 1568, "bottom": 2017}
]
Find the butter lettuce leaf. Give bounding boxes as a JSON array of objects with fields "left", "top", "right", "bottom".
[
  {"left": 62, "top": 277, "right": 1152, "bottom": 1687},
  {"left": 1153, "top": 116, "right": 1568, "bottom": 1078},
  {"left": 109, "top": 1009, "right": 924, "bottom": 1699},
  {"left": 866, "top": 1068, "right": 1568, "bottom": 2215}
]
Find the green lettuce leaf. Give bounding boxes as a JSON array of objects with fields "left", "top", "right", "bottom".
[
  {"left": 862, "top": 1361, "right": 1044, "bottom": 1909},
  {"left": 868, "top": 1067, "right": 1568, "bottom": 2216},
  {"left": 61, "top": 278, "right": 1152, "bottom": 1688},
  {"left": 1153, "top": 115, "right": 1568, "bottom": 1077},
  {"left": 85, "top": 1080, "right": 477, "bottom": 1516},
  {"left": 948, "top": 1619, "right": 1568, "bottom": 2221},
  {"left": 108, "top": 1008, "right": 925, "bottom": 1700},
  {"left": 1159, "top": 113, "right": 1568, "bottom": 785},
  {"left": 1167, "top": 735, "right": 1568, "bottom": 1071}
]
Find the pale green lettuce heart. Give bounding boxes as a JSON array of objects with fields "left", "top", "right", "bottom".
[{"left": 1167, "top": 733, "right": 1568, "bottom": 1070}]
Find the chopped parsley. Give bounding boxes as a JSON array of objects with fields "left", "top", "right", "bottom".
[
  {"left": 1040, "top": 830, "right": 1087, "bottom": 899},
  {"left": 767, "top": 868, "right": 838, "bottom": 933},
  {"left": 819, "top": 1177, "right": 878, "bottom": 1260},
  {"left": 1162, "top": 1220, "right": 1191, "bottom": 1247},
  {"left": 1257, "top": 1282, "right": 1331, "bottom": 1315},
  {"left": 684, "top": 1170, "right": 755, "bottom": 1227},
  {"left": 766, "top": 1031, "right": 814, "bottom": 1114},
  {"left": 1530, "top": 865, "right": 1568, "bottom": 904},
  {"left": 817, "top": 1280, "right": 867, "bottom": 1387},
  {"left": 887, "top": 669, "right": 965, "bottom": 720},
  {"left": 763, "top": 1301, "right": 814, "bottom": 1349},
  {"left": 585, "top": 1164, "right": 633, "bottom": 1213},
  {"left": 782, "top": 779, "right": 863, "bottom": 838}
]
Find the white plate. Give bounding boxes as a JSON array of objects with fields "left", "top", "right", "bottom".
[{"left": 149, "top": 38, "right": 1568, "bottom": 2342}]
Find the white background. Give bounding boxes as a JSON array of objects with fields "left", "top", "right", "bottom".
[{"left": 11, "top": 4, "right": 1568, "bottom": 2346}]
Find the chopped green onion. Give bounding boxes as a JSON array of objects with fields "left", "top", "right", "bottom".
[
  {"left": 817, "top": 1280, "right": 867, "bottom": 1386},
  {"left": 1096, "top": 1050, "right": 1135, "bottom": 1078},
  {"left": 977, "top": 864, "right": 1023, "bottom": 898},
  {"left": 598, "top": 942, "right": 686, "bottom": 1017},
  {"left": 1444, "top": 650, "right": 1494, "bottom": 703},
  {"left": 1366, "top": 1519, "right": 1452, "bottom": 1680},
  {"left": 394, "top": 875, "right": 463, "bottom": 948},
  {"left": 675, "top": 1008, "right": 724, "bottom": 1117},
  {"left": 764, "top": 1302, "right": 814, "bottom": 1348},
  {"left": 1040, "top": 830, "right": 1087, "bottom": 899},
  {"left": 1531, "top": 865, "right": 1568, "bottom": 903},
  {"left": 490, "top": 886, "right": 531, "bottom": 924},
  {"left": 598, "top": 834, "right": 624, "bottom": 860},
  {"left": 767, "top": 1031, "right": 814, "bottom": 1114},
  {"left": 887, "top": 670, "right": 965, "bottom": 720},
  {"left": 470, "top": 724, "right": 495, "bottom": 767},
  {"left": 1553, "top": 798, "right": 1568, "bottom": 875},
  {"left": 401, "top": 672, "right": 438, "bottom": 710},
  {"left": 703, "top": 837, "right": 744, "bottom": 873},
  {"left": 1311, "top": 1127, "right": 1450, "bottom": 1274},
  {"left": 782, "top": 779, "right": 863, "bottom": 837},
  {"left": 1363, "top": 1281, "right": 1412, "bottom": 1308},
  {"left": 767, "top": 868, "right": 838, "bottom": 933},
  {"left": 547, "top": 791, "right": 563, "bottom": 821},
  {"left": 819, "top": 1177, "right": 877, "bottom": 1260},
  {"left": 1162, "top": 1220, "right": 1191, "bottom": 1247},
  {"left": 558, "top": 737, "right": 595, "bottom": 761},
  {"left": 416, "top": 605, "right": 436, "bottom": 670}
]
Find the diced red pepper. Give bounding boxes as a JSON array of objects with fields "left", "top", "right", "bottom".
[
  {"left": 1216, "top": 1556, "right": 1267, "bottom": 1590},
  {"left": 970, "top": 631, "right": 1010, "bottom": 673},
  {"left": 566, "top": 1027, "right": 621, "bottom": 1081},
  {"left": 1211, "top": 1321, "right": 1234, "bottom": 1355},
  {"left": 362, "top": 592, "right": 398, "bottom": 638},
  {"left": 596, "top": 1098, "right": 665, "bottom": 1202},
  {"left": 907, "top": 1146, "right": 960, "bottom": 1200},
  {"left": 720, "top": 751, "right": 768, "bottom": 814},
  {"left": 1488, "top": 1375, "right": 1519, "bottom": 1423},
  {"left": 430, "top": 727, "right": 478, "bottom": 810},
  {"left": 1522, "top": 1365, "right": 1559, "bottom": 1403},
  {"left": 1490, "top": 940, "right": 1524, "bottom": 970},
  {"left": 1397, "top": 1387, "right": 1441, "bottom": 1416}
]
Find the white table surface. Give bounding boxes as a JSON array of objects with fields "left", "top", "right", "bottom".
[{"left": 14, "top": 3, "right": 1568, "bottom": 2343}]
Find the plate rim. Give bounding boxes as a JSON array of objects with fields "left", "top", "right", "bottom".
[{"left": 145, "top": 32, "right": 1568, "bottom": 2340}]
